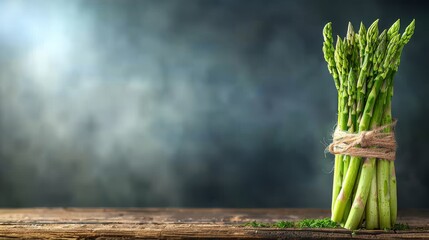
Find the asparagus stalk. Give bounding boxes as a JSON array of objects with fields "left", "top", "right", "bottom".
[
  {"left": 388, "top": 80, "right": 398, "bottom": 227},
  {"left": 323, "top": 23, "right": 345, "bottom": 211},
  {"left": 381, "top": 76, "right": 396, "bottom": 227},
  {"left": 364, "top": 29, "right": 388, "bottom": 230},
  {"left": 342, "top": 68, "right": 358, "bottom": 225},
  {"left": 356, "top": 22, "right": 367, "bottom": 124},
  {"left": 376, "top": 71, "right": 395, "bottom": 229},
  {"left": 341, "top": 24, "right": 360, "bottom": 224},
  {"left": 385, "top": 19, "right": 415, "bottom": 227},
  {"left": 383, "top": 24, "right": 400, "bottom": 227},
  {"left": 333, "top": 35, "right": 350, "bottom": 219}
]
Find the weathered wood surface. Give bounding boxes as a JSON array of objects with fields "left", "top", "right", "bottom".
[{"left": 0, "top": 208, "right": 428, "bottom": 239}]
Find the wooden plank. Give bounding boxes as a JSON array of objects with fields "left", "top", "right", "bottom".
[{"left": 0, "top": 208, "right": 428, "bottom": 239}]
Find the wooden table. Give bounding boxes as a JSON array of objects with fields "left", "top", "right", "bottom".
[{"left": 0, "top": 208, "right": 428, "bottom": 239}]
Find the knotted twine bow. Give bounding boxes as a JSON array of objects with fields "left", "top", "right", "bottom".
[{"left": 327, "top": 120, "right": 397, "bottom": 160}]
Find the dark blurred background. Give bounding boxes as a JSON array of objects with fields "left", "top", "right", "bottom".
[{"left": 0, "top": 0, "right": 428, "bottom": 208}]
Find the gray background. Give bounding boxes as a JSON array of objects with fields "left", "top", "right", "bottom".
[{"left": 0, "top": 0, "right": 428, "bottom": 208}]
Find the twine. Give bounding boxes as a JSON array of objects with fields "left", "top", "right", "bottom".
[{"left": 327, "top": 120, "right": 397, "bottom": 161}]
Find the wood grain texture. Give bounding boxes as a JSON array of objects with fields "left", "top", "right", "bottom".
[{"left": 0, "top": 208, "right": 428, "bottom": 239}]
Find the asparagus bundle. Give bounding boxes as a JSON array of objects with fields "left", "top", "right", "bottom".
[{"left": 322, "top": 19, "right": 415, "bottom": 230}]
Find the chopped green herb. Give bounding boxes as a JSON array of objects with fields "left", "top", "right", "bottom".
[
  {"left": 272, "top": 220, "right": 295, "bottom": 228},
  {"left": 244, "top": 218, "right": 339, "bottom": 229},
  {"left": 296, "top": 218, "right": 340, "bottom": 228},
  {"left": 243, "top": 219, "right": 411, "bottom": 232}
]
